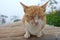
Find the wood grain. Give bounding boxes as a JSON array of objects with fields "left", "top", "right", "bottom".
[{"left": 0, "top": 21, "right": 60, "bottom": 40}]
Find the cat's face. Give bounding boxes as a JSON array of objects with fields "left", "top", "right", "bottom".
[
  {"left": 24, "top": 6, "right": 46, "bottom": 25},
  {"left": 20, "top": 1, "right": 49, "bottom": 26}
]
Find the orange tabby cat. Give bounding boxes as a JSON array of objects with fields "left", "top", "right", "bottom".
[{"left": 20, "top": 1, "right": 49, "bottom": 38}]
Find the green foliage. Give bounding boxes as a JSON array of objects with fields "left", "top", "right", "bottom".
[
  {"left": 14, "top": 19, "right": 21, "bottom": 22},
  {"left": 46, "top": 11, "right": 60, "bottom": 27},
  {"left": 0, "top": 15, "right": 8, "bottom": 24}
]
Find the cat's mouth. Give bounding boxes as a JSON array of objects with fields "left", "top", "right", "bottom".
[
  {"left": 32, "top": 22, "right": 39, "bottom": 26},
  {"left": 35, "top": 22, "right": 38, "bottom": 26}
]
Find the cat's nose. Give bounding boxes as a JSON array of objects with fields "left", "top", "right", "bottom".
[{"left": 35, "top": 19, "right": 38, "bottom": 22}]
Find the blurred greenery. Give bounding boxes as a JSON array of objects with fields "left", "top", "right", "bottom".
[
  {"left": 0, "top": 15, "right": 8, "bottom": 24},
  {"left": 14, "top": 19, "right": 21, "bottom": 22},
  {"left": 46, "top": 10, "right": 60, "bottom": 27}
]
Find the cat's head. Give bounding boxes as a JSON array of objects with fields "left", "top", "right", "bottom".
[{"left": 20, "top": 1, "right": 49, "bottom": 25}]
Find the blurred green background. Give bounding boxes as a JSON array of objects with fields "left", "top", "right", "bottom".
[{"left": 46, "top": 10, "right": 60, "bottom": 27}]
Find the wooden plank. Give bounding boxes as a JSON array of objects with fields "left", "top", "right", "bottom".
[
  {"left": 0, "top": 35, "right": 56, "bottom": 40},
  {"left": 0, "top": 21, "right": 60, "bottom": 40}
]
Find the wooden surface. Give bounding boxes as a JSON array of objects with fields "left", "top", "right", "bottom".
[{"left": 0, "top": 21, "right": 60, "bottom": 40}]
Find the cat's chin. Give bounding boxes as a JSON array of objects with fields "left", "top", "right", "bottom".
[
  {"left": 33, "top": 24, "right": 38, "bottom": 26},
  {"left": 35, "top": 25, "right": 38, "bottom": 26},
  {"left": 32, "top": 24, "right": 39, "bottom": 27}
]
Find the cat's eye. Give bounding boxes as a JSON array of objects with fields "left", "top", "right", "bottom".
[
  {"left": 29, "top": 16, "right": 33, "bottom": 19},
  {"left": 27, "top": 15, "right": 33, "bottom": 17},
  {"left": 30, "top": 16, "right": 33, "bottom": 19}
]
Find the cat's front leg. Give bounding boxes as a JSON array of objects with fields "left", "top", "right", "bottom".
[
  {"left": 37, "top": 31, "right": 43, "bottom": 37},
  {"left": 24, "top": 31, "right": 30, "bottom": 38}
]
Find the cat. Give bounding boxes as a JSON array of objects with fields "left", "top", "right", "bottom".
[{"left": 20, "top": 1, "right": 49, "bottom": 38}]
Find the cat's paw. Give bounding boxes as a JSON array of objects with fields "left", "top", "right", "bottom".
[
  {"left": 24, "top": 33, "right": 30, "bottom": 38},
  {"left": 37, "top": 32, "right": 42, "bottom": 37}
]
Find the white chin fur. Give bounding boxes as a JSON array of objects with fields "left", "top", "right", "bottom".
[{"left": 25, "top": 19, "right": 44, "bottom": 35}]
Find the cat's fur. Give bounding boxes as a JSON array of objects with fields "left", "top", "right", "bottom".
[{"left": 20, "top": 1, "right": 49, "bottom": 38}]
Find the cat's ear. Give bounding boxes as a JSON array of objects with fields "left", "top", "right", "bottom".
[
  {"left": 41, "top": 0, "right": 49, "bottom": 10},
  {"left": 20, "top": 2, "right": 28, "bottom": 9}
]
